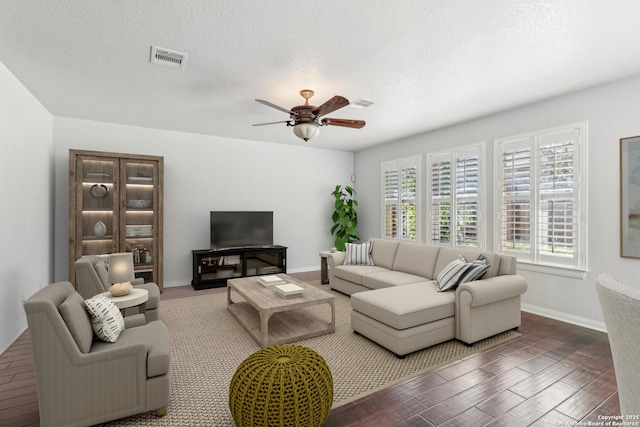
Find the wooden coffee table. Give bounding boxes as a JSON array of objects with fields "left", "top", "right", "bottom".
[{"left": 227, "top": 274, "right": 335, "bottom": 347}]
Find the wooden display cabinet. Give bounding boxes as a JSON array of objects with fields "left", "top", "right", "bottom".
[{"left": 68, "top": 149, "right": 164, "bottom": 291}]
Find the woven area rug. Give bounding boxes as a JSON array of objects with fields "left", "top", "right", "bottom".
[{"left": 106, "top": 281, "right": 519, "bottom": 427}]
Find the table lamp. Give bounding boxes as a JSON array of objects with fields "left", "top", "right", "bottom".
[{"left": 108, "top": 252, "right": 135, "bottom": 296}]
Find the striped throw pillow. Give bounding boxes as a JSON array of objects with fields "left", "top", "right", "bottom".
[
  {"left": 84, "top": 296, "right": 125, "bottom": 343},
  {"left": 343, "top": 241, "right": 375, "bottom": 266},
  {"left": 457, "top": 254, "right": 490, "bottom": 286},
  {"left": 435, "top": 255, "right": 468, "bottom": 292}
]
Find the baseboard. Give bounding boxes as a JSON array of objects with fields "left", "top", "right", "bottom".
[
  {"left": 521, "top": 303, "right": 607, "bottom": 333},
  {"left": 0, "top": 319, "right": 28, "bottom": 355},
  {"left": 286, "top": 265, "right": 319, "bottom": 274}
]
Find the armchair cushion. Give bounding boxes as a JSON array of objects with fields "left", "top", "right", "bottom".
[
  {"left": 92, "top": 320, "right": 171, "bottom": 378},
  {"left": 59, "top": 292, "right": 94, "bottom": 353},
  {"left": 85, "top": 296, "right": 125, "bottom": 342}
]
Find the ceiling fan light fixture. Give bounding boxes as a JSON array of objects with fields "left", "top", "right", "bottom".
[{"left": 293, "top": 122, "right": 320, "bottom": 142}]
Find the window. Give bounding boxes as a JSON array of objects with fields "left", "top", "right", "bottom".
[
  {"left": 382, "top": 156, "right": 421, "bottom": 241},
  {"left": 495, "top": 123, "right": 586, "bottom": 269},
  {"left": 427, "top": 144, "right": 485, "bottom": 248}
]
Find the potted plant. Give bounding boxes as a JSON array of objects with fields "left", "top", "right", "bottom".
[{"left": 330, "top": 185, "right": 359, "bottom": 251}]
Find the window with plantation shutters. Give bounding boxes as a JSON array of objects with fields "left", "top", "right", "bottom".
[
  {"left": 381, "top": 156, "right": 421, "bottom": 241},
  {"left": 495, "top": 123, "right": 586, "bottom": 269},
  {"left": 383, "top": 168, "right": 399, "bottom": 239},
  {"left": 427, "top": 144, "right": 484, "bottom": 248}
]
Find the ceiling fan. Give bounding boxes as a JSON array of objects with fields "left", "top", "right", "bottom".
[{"left": 253, "top": 89, "right": 366, "bottom": 142}]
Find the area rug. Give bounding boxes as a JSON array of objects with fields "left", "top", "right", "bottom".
[{"left": 106, "top": 281, "right": 519, "bottom": 427}]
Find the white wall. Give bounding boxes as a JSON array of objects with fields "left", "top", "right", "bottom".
[
  {"left": 0, "top": 61, "right": 53, "bottom": 353},
  {"left": 53, "top": 118, "right": 354, "bottom": 286},
  {"left": 355, "top": 73, "right": 640, "bottom": 331}
]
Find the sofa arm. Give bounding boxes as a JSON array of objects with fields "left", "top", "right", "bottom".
[
  {"left": 455, "top": 274, "right": 528, "bottom": 344},
  {"left": 326, "top": 252, "right": 346, "bottom": 285},
  {"left": 456, "top": 274, "right": 527, "bottom": 307}
]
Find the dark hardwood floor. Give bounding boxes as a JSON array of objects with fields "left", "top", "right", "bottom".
[{"left": 1, "top": 271, "right": 618, "bottom": 427}]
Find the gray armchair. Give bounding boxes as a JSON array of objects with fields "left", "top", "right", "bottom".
[
  {"left": 75, "top": 255, "right": 160, "bottom": 322},
  {"left": 595, "top": 273, "right": 640, "bottom": 416},
  {"left": 24, "top": 281, "right": 170, "bottom": 427}
]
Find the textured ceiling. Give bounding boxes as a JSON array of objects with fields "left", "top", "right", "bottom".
[{"left": 2, "top": 0, "right": 640, "bottom": 151}]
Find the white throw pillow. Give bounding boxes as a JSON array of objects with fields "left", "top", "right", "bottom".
[
  {"left": 343, "top": 241, "right": 375, "bottom": 266},
  {"left": 434, "top": 255, "right": 468, "bottom": 292},
  {"left": 84, "top": 296, "right": 125, "bottom": 342}
]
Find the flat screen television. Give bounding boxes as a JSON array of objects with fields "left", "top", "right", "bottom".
[{"left": 210, "top": 211, "right": 273, "bottom": 249}]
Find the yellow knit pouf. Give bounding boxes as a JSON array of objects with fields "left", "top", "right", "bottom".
[{"left": 229, "top": 344, "right": 333, "bottom": 427}]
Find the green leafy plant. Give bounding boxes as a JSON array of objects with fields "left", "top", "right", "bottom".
[{"left": 331, "top": 185, "right": 359, "bottom": 251}]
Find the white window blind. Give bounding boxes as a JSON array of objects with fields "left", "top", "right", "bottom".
[
  {"left": 428, "top": 144, "right": 484, "bottom": 248},
  {"left": 383, "top": 168, "right": 399, "bottom": 239},
  {"left": 496, "top": 124, "right": 585, "bottom": 269},
  {"left": 430, "top": 154, "right": 452, "bottom": 244},
  {"left": 382, "top": 156, "right": 421, "bottom": 241}
]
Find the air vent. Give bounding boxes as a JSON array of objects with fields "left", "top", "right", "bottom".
[
  {"left": 350, "top": 98, "right": 375, "bottom": 109},
  {"left": 150, "top": 46, "right": 188, "bottom": 70}
]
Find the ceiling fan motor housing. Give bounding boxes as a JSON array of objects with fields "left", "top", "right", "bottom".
[{"left": 290, "top": 105, "right": 317, "bottom": 124}]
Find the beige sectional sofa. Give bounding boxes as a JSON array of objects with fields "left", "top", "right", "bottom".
[{"left": 327, "top": 238, "right": 527, "bottom": 357}]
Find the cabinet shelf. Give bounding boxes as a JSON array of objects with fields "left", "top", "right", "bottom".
[
  {"left": 82, "top": 209, "right": 114, "bottom": 213},
  {"left": 82, "top": 235, "right": 114, "bottom": 241}
]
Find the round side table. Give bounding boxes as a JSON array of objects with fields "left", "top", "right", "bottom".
[{"left": 97, "top": 288, "right": 148, "bottom": 314}]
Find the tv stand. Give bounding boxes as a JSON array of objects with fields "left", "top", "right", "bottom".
[{"left": 191, "top": 245, "right": 287, "bottom": 290}]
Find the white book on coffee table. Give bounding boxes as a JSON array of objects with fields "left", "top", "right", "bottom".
[
  {"left": 258, "top": 275, "right": 286, "bottom": 287},
  {"left": 274, "top": 283, "right": 304, "bottom": 297}
]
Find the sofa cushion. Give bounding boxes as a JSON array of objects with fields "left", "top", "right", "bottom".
[
  {"left": 84, "top": 296, "right": 125, "bottom": 343},
  {"left": 351, "top": 282, "right": 455, "bottom": 330},
  {"left": 362, "top": 271, "right": 428, "bottom": 290},
  {"left": 334, "top": 265, "right": 390, "bottom": 285},
  {"left": 343, "top": 241, "right": 375, "bottom": 265},
  {"left": 457, "top": 254, "right": 490, "bottom": 286},
  {"left": 434, "top": 255, "right": 469, "bottom": 291},
  {"left": 59, "top": 293, "right": 94, "bottom": 353},
  {"left": 369, "top": 238, "right": 400, "bottom": 270},
  {"left": 392, "top": 242, "right": 441, "bottom": 278}
]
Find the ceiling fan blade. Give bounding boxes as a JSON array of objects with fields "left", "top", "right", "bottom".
[
  {"left": 312, "top": 95, "right": 350, "bottom": 117},
  {"left": 321, "top": 118, "right": 366, "bottom": 129},
  {"left": 255, "top": 99, "right": 294, "bottom": 115},
  {"left": 252, "top": 120, "right": 291, "bottom": 126}
]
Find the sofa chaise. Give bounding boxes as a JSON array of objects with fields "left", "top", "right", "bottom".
[{"left": 327, "top": 238, "right": 528, "bottom": 356}]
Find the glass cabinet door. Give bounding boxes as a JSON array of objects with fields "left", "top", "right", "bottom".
[
  {"left": 76, "top": 156, "right": 119, "bottom": 256},
  {"left": 122, "top": 160, "right": 158, "bottom": 283}
]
